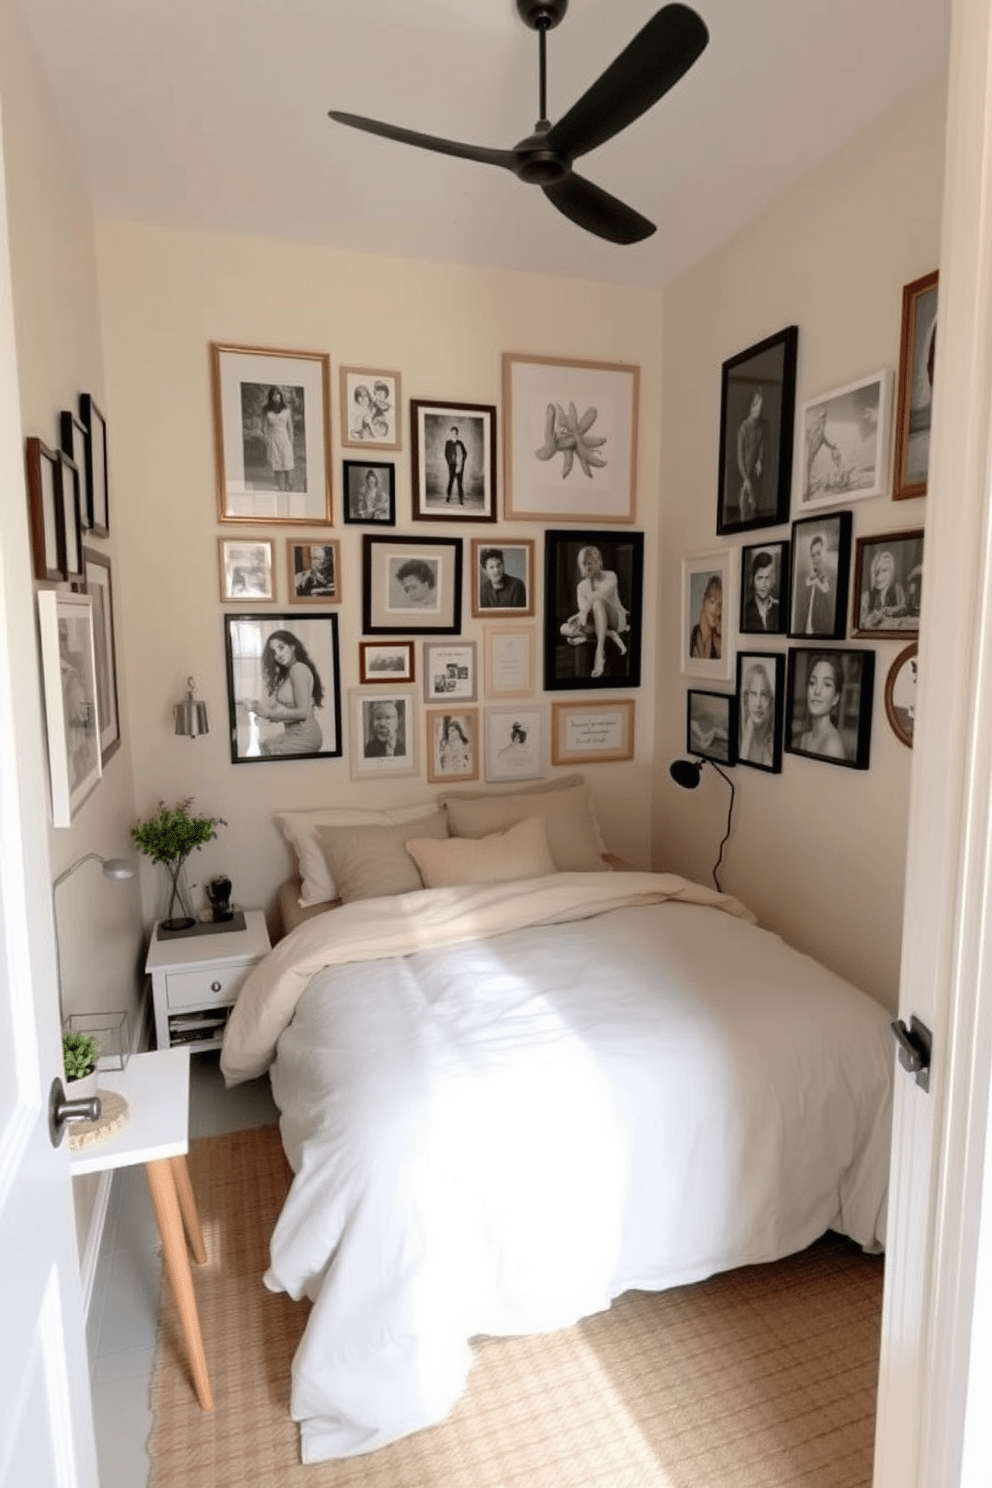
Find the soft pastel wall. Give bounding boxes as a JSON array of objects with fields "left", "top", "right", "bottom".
[
  {"left": 654, "top": 73, "right": 946, "bottom": 1009},
  {"left": 94, "top": 225, "right": 664, "bottom": 927}
]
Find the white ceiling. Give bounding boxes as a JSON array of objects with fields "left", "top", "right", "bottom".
[{"left": 15, "top": 0, "right": 950, "bottom": 290}]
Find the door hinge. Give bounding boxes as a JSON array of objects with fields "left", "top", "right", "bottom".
[{"left": 890, "top": 1015, "right": 933, "bottom": 1094}]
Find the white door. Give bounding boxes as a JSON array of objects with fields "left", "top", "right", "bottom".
[{"left": 0, "top": 100, "right": 98, "bottom": 1487}]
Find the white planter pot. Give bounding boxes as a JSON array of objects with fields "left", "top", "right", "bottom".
[{"left": 66, "top": 1070, "right": 98, "bottom": 1102}]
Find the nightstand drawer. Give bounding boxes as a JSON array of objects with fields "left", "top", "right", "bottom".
[{"left": 165, "top": 962, "right": 254, "bottom": 1010}]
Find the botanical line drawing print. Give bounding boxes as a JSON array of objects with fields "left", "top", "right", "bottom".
[{"left": 535, "top": 401, "right": 607, "bottom": 479}]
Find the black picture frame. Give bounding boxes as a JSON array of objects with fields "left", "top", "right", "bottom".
[
  {"left": 79, "top": 393, "right": 109, "bottom": 536},
  {"left": 785, "top": 646, "right": 874, "bottom": 770},
  {"left": 60, "top": 410, "right": 91, "bottom": 533},
  {"left": 788, "top": 510, "right": 852, "bottom": 640},
  {"left": 362, "top": 534, "right": 463, "bottom": 635},
  {"left": 717, "top": 325, "right": 798, "bottom": 535},
  {"left": 223, "top": 612, "right": 342, "bottom": 763},
  {"left": 739, "top": 539, "right": 790, "bottom": 636},
  {"left": 686, "top": 689, "right": 738, "bottom": 766},
  {"left": 55, "top": 450, "right": 83, "bottom": 588},
  {"left": 410, "top": 399, "right": 497, "bottom": 522},
  {"left": 543, "top": 529, "right": 644, "bottom": 691},
  {"left": 342, "top": 460, "right": 396, "bottom": 526},
  {"left": 851, "top": 528, "right": 924, "bottom": 639},
  {"left": 735, "top": 651, "right": 785, "bottom": 773}
]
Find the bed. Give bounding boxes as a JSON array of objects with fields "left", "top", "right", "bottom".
[{"left": 221, "top": 784, "right": 893, "bottom": 1464}]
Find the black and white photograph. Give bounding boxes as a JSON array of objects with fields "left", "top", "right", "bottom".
[
  {"left": 485, "top": 706, "right": 544, "bottom": 782},
  {"left": 359, "top": 641, "right": 415, "bottom": 685},
  {"left": 893, "top": 270, "right": 938, "bottom": 500},
  {"left": 423, "top": 642, "right": 476, "bottom": 703},
  {"left": 288, "top": 541, "right": 340, "bottom": 603},
  {"left": 682, "top": 549, "right": 734, "bottom": 681},
  {"left": 470, "top": 538, "right": 535, "bottom": 616},
  {"left": 686, "top": 689, "right": 737, "bottom": 767},
  {"left": 224, "top": 613, "right": 341, "bottom": 763},
  {"left": 426, "top": 708, "right": 479, "bottom": 784},
  {"left": 218, "top": 537, "right": 275, "bottom": 602},
  {"left": 340, "top": 366, "right": 401, "bottom": 451},
  {"left": 789, "top": 511, "right": 852, "bottom": 640},
  {"left": 363, "top": 535, "right": 463, "bottom": 635},
  {"left": 349, "top": 688, "right": 416, "bottom": 778},
  {"left": 885, "top": 643, "right": 918, "bottom": 749},
  {"left": 852, "top": 529, "right": 924, "bottom": 638},
  {"left": 211, "top": 342, "right": 332, "bottom": 524},
  {"left": 37, "top": 590, "right": 102, "bottom": 826},
  {"left": 736, "top": 651, "right": 784, "bottom": 773},
  {"left": 785, "top": 647, "right": 874, "bottom": 769},
  {"left": 342, "top": 460, "right": 395, "bottom": 525},
  {"left": 410, "top": 399, "right": 496, "bottom": 521},
  {"left": 544, "top": 530, "right": 643, "bottom": 690},
  {"left": 739, "top": 540, "right": 789, "bottom": 636},
  {"left": 798, "top": 370, "right": 891, "bottom": 509},
  {"left": 83, "top": 547, "right": 121, "bottom": 766},
  {"left": 717, "top": 325, "right": 798, "bottom": 535}
]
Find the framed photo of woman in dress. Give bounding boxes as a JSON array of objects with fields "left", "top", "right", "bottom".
[
  {"left": 735, "top": 651, "right": 784, "bottom": 774},
  {"left": 544, "top": 530, "right": 643, "bottom": 690},
  {"left": 223, "top": 613, "right": 341, "bottom": 764},
  {"left": 785, "top": 647, "right": 874, "bottom": 770}
]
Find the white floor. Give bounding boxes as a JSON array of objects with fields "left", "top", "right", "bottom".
[{"left": 85, "top": 1051, "right": 279, "bottom": 1488}]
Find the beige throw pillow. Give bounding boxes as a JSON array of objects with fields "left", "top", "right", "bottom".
[
  {"left": 314, "top": 811, "right": 449, "bottom": 904},
  {"left": 406, "top": 817, "right": 557, "bottom": 889},
  {"left": 443, "top": 781, "right": 605, "bottom": 872},
  {"left": 276, "top": 801, "right": 439, "bottom": 905}
]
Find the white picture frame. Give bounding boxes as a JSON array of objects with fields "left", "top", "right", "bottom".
[
  {"left": 484, "top": 706, "right": 545, "bottom": 782},
  {"left": 681, "top": 550, "right": 734, "bottom": 681},
  {"left": 796, "top": 369, "right": 892, "bottom": 510},
  {"left": 423, "top": 642, "right": 477, "bottom": 703},
  {"left": 484, "top": 626, "right": 535, "bottom": 699},
  {"left": 349, "top": 687, "right": 417, "bottom": 778},
  {"left": 37, "top": 590, "right": 101, "bottom": 826},
  {"left": 217, "top": 537, "right": 275, "bottom": 602}
]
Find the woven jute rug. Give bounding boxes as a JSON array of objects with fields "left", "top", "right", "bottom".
[{"left": 149, "top": 1126, "right": 882, "bottom": 1488}]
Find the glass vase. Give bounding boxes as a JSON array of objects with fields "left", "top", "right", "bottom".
[{"left": 162, "top": 857, "right": 195, "bottom": 931}]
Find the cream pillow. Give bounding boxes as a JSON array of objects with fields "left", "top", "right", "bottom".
[
  {"left": 314, "top": 812, "right": 449, "bottom": 904},
  {"left": 276, "top": 801, "right": 438, "bottom": 906},
  {"left": 406, "top": 817, "right": 557, "bottom": 889},
  {"left": 443, "top": 781, "right": 606, "bottom": 872}
]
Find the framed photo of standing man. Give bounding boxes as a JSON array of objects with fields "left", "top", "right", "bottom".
[
  {"left": 788, "top": 511, "right": 852, "bottom": 640},
  {"left": 716, "top": 326, "right": 798, "bottom": 535},
  {"left": 410, "top": 400, "right": 497, "bottom": 522}
]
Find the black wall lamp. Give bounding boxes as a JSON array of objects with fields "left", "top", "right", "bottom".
[{"left": 669, "top": 757, "right": 736, "bottom": 892}]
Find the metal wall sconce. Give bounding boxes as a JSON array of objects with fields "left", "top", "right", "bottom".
[
  {"left": 175, "top": 676, "right": 209, "bottom": 737},
  {"left": 668, "top": 757, "right": 736, "bottom": 892}
]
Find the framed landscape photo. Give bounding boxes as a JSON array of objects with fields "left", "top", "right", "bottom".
[
  {"left": 544, "top": 530, "right": 643, "bottom": 690},
  {"left": 342, "top": 460, "right": 395, "bottom": 525},
  {"left": 739, "top": 539, "right": 789, "bottom": 636},
  {"left": 426, "top": 707, "right": 479, "bottom": 785},
  {"left": 349, "top": 688, "right": 417, "bottom": 779},
  {"left": 885, "top": 642, "right": 918, "bottom": 749},
  {"left": 223, "top": 612, "right": 341, "bottom": 764},
  {"left": 486, "top": 705, "right": 545, "bottom": 781},
  {"left": 83, "top": 547, "right": 121, "bottom": 766},
  {"left": 359, "top": 641, "right": 415, "bottom": 685},
  {"left": 470, "top": 538, "right": 535, "bottom": 617},
  {"left": 716, "top": 325, "right": 798, "bottom": 535},
  {"left": 851, "top": 529, "right": 924, "bottom": 638},
  {"left": 79, "top": 393, "right": 109, "bottom": 536},
  {"left": 503, "top": 352, "right": 638, "bottom": 523},
  {"left": 550, "top": 698, "right": 635, "bottom": 767},
  {"left": 686, "top": 689, "right": 737, "bottom": 767},
  {"left": 893, "top": 270, "right": 938, "bottom": 500},
  {"left": 788, "top": 510, "right": 852, "bottom": 640},
  {"left": 37, "top": 590, "right": 101, "bottom": 826},
  {"left": 287, "top": 539, "right": 341, "bottom": 603},
  {"left": 682, "top": 549, "right": 733, "bottom": 681},
  {"left": 797, "top": 370, "right": 892, "bottom": 510},
  {"left": 340, "top": 366, "right": 401, "bottom": 451},
  {"left": 423, "top": 642, "right": 477, "bottom": 703},
  {"left": 362, "top": 534, "right": 463, "bottom": 635},
  {"left": 785, "top": 647, "right": 874, "bottom": 770},
  {"left": 735, "top": 651, "right": 784, "bottom": 773},
  {"left": 211, "top": 342, "right": 332, "bottom": 525},
  {"left": 25, "top": 436, "right": 62, "bottom": 582},
  {"left": 410, "top": 399, "right": 496, "bottom": 521},
  {"left": 484, "top": 625, "right": 535, "bottom": 699},
  {"left": 217, "top": 537, "right": 275, "bottom": 602}
]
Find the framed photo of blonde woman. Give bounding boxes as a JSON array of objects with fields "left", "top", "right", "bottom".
[{"left": 682, "top": 550, "right": 733, "bottom": 681}]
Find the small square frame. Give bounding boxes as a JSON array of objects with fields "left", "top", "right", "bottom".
[
  {"left": 717, "top": 325, "right": 798, "bottom": 534},
  {"left": 426, "top": 706, "right": 480, "bottom": 784},
  {"left": 363, "top": 534, "right": 463, "bottom": 635},
  {"left": 410, "top": 399, "right": 497, "bottom": 521},
  {"left": 551, "top": 698, "right": 635, "bottom": 766},
  {"left": 342, "top": 460, "right": 396, "bottom": 525},
  {"left": 485, "top": 705, "right": 545, "bottom": 781},
  {"left": 217, "top": 537, "right": 275, "bottom": 602},
  {"left": 359, "top": 641, "right": 415, "bottom": 685},
  {"left": 349, "top": 688, "right": 417, "bottom": 778},
  {"left": 287, "top": 539, "right": 341, "bottom": 603},
  {"left": 681, "top": 549, "right": 734, "bottom": 681},
  {"left": 224, "top": 613, "right": 342, "bottom": 763},
  {"left": 470, "top": 537, "right": 535, "bottom": 617},
  {"left": 423, "top": 642, "right": 477, "bottom": 703},
  {"left": 785, "top": 646, "right": 874, "bottom": 769},
  {"left": 851, "top": 528, "right": 924, "bottom": 638},
  {"left": 687, "top": 689, "right": 737, "bottom": 766},
  {"left": 893, "top": 270, "right": 938, "bottom": 500},
  {"left": 788, "top": 510, "right": 852, "bottom": 640},
  {"left": 735, "top": 651, "right": 784, "bottom": 773},
  {"left": 340, "top": 366, "right": 402, "bottom": 450},
  {"left": 37, "top": 590, "right": 101, "bottom": 825}
]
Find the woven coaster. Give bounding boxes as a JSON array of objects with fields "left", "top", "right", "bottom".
[{"left": 69, "top": 1088, "right": 129, "bottom": 1150}]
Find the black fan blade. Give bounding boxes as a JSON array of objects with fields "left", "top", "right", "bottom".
[
  {"left": 542, "top": 173, "right": 656, "bottom": 244},
  {"left": 328, "top": 111, "right": 515, "bottom": 171},
  {"left": 547, "top": 4, "right": 708, "bottom": 162}
]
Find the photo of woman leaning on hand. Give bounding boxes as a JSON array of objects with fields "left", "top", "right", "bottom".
[{"left": 247, "top": 629, "right": 324, "bottom": 756}]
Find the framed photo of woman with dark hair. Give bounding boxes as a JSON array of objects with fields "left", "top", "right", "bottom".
[
  {"left": 785, "top": 647, "right": 874, "bottom": 769},
  {"left": 224, "top": 613, "right": 341, "bottom": 764}
]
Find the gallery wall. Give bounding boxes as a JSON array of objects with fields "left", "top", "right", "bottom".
[{"left": 654, "top": 71, "right": 947, "bottom": 1010}]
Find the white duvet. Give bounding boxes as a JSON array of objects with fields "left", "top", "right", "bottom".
[{"left": 220, "top": 873, "right": 893, "bottom": 1464}]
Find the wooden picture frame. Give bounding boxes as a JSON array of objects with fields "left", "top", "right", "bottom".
[
  {"left": 544, "top": 530, "right": 643, "bottom": 690},
  {"left": 339, "top": 366, "right": 401, "bottom": 451},
  {"left": 851, "top": 529, "right": 924, "bottom": 638},
  {"left": 25, "top": 436, "right": 62, "bottom": 582},
  {"left": 686, "top": 689, "right": 737, "bottom": 767},
  {"left": 59, "top": 410, "right": 91, "bottom": 533},
  {"left": 785, "top": 646, "right": 874, "bottom": 769},
  {"left": 287, "top": 539, "right": 341, "bottom": 604},
  {"left": 349, "top": 688, "right": 417, "bottom": 779},
  {"left": 470, "top": 538, "right": 535, "bottom": 617},
  {"left": 893, "top": 269, "right": 938, "bottom": 500},
  {"left": 426, "top": 706, "right": 479, "bottom": 784},
  {"left": 739, "top": 539, "right": 789, "bottom": 636},
  {"left": 217, "top": 537, "right": 275, "bottom": 602},
  {"left": 410, "top": 399, "right": 497, "bottom": 521},
  {"left": 83, "top": 547, "right": 121, "bottom": 766},
  {"left": 735, "top": 650, "right": 784, "bottom": 774},
  {"left": 551, "top": 698, "right": 635, "bottom": 766},
  {"left": 788, "top": 510, "right": 852, "bottom": 640},
  {"left": 223, "top": 612, "right": 341, "bottom": 763},
  {"left": 503, "top": 352, "right": 638, "bottom": 523},
  {"left": 362, "top": 534, "right": 463, "bottom": 635},
  {"left": 211, "top": 341, "right": 332, "bottom": 525},
  {"left": 78, "top": 393, "right": 109, "bottom": 536},
  {"left": 885, "top": 642, "right": 918, "bottom": 749},
  {"left": 37, "top": 590, "right": 101, "bottom": 825},
  {"left": 55, "top": 450, "right": 84, "bottom": 588},
  {"left": 717, "top": 325, "right": 798, "bottom": 535},
  {"left": 681, "top": 549, "right": 734, "bottom": 681},
  {"left": 358, "top": 641, "right": 415, "bottom": 685},
  {"left": 796, "top": 369, "right": 892, "bottom": 510},
  {"left": 485, "top": 705, "right": 545, "bottom": 782},
  {"left": 342, "top": 460, "right": 396, "bottom": 525},
  {"left": 423, "top": 642, "right": 477, "bottom": 703},
  {"left": 484, "top": 625, "right": 535, "bottom": 699}
]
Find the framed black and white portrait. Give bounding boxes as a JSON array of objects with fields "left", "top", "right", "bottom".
[
  {"left": 851, "top": 529, "right": 923, "bottom": 639},
  {"left": 686, "top": 689, "right": 737, "bottom": 767},
  {"left": 410, "top": 400, "right": 496, "bottom": 521},
  {"left": 735, "top": 651, "right": 784, "bottom": 773},
  {"left": 349, "top": 688, "right": 417, "bottom": 778},
  {"left": 426, "top": 707, "right": 479, "bottom": 785},
  {"left": 217, "top": 538, "right": 275, "bottom": 602},
  {"left": 223, "top": 613, "right": 341, "bottom": 764},
  {"left": 342, "top": 460, "right": 395, "bottom": 525},
  {"left": 797, "top": 370, "right": 891, "bottom": 510},
  {"left": 739, "top": 540, "right": 789, "bottom": 637},
  {"left": 788, "top": 511, "right": 852, "bottom": 640},
  {"left": 785, "top": 647, "right": 874, "bottom": 769},
  {"left": 362, "top": 535, "right": 463, "bottom": 635},
  {"left": 339, "top": 366, "right": 401, "bottom": 451},
  {"left": 893, "top": 270, "right": 938, "bottom": 500},
  {"left": 543, "top": 530, "right": 643, "bottom": 690},
  {"left": 717, "top": 325, "right": 798, "bottom": 535},
  {"left": 287, "top": 540, "right": 341, "bottom": 604},
  {"left": 682, "top": 549, "right": 733, "bottom": 681},
  {"left": 470, "top": 538, "right": 535, "bottom": 617}
]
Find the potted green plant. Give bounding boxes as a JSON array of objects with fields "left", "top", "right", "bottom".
[
  {"left": 131, "top": 798, "right": 226, "bottom": 931},
  {"left": 62, "top": 1030, "right": 100, "bottom": 1099}
]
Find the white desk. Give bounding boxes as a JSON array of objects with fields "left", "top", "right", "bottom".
[{"left": 70, "top": 1047, "right": 213, "bottom": 1410}]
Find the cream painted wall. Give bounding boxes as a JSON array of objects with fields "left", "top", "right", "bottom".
[
  {"left": 94, "top": 225, "right": 664, "bottom": 928},
  {"left": 655, "top": 73, "right": 947, "bottom": 1010}
]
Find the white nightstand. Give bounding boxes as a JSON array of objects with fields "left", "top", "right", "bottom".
[{"left": 145, "top": 909, "right": 271, "bottom": 1053}]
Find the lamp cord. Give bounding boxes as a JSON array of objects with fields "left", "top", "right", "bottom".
[{"left": 708, "top": 762, "right": 736, "bottom": 893}]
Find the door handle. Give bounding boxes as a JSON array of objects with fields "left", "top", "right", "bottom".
[
  {"left": 48, "top": 1076, "right": 101, "bottom": 1148},
  {"left": 890, "top": 1015, "right": 932, "bottom": 1094}
]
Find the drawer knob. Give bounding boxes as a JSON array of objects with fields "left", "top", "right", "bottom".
[{"left": 211, "top": 980, "right": 222, "bottom": 992}]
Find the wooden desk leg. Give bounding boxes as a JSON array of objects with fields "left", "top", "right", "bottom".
[
  {"left": 146, "top": 1159, "right": 214, "bottom": 1412},
  {"left": 170, "top": 1154, "right": 208, "bottom": 1265}
]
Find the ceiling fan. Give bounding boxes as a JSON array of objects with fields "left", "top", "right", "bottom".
[{"left": 328, "top": 1, "right": 709, "bottom": 246}]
